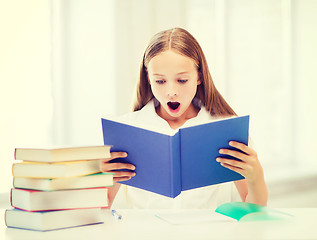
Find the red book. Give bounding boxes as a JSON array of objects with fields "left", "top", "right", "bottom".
[{"left": 11, "top": 187, "right": 108, "bottom": 212}]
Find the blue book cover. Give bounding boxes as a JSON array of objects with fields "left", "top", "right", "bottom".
[{"left": 101, "top": 115, "right": 249, "bottom": 198}]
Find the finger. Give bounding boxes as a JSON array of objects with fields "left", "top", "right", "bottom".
[
  {"left": 220, "top": 162, "right": 245, "bottom": 176},
  {"left": 112, "top": 171, "right": 136, "bottom": 178},
  {"left": 109, "top": 162, "right": 135, "bottom": 171},
  {"left": 229, "top": 141, "right": 256, "bottom": 155},
  {"left": 113, "top": 171, "right": 136, "bottom": 182},
  {"left": 216, "top": 157, "right": 245, "bottom": 170},
  {"left": 100, "top": 162, "right": 135, "bottom": 172},
  {"left": 113, "top": 176, "right": 133, "bottom": 182},
  {"left": 110, "top": 152, "right": 128, "bottom": 159},
  {"left": 219, "top": 148, "right": 249, "bottom": 162},
  {"left": 100, "top": 152, "right": 128, "bottom": 164}
]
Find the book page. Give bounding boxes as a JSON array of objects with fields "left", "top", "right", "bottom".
[{"left": 102, "top": 114, "right": 177, "bottom": 136}]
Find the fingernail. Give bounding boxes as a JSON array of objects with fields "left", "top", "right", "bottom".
[
  {"left": 216, "top": 158, "right": 220, "bottom": 162},
  {"left": 132, "top": 173, "right": 136, "bottom": 177},
  {"left": 219, "top": 149, "right": 223, "bottom": 153},
  {"left": 229, "top": 141, "right": 234, "bottom": 146},
  {"left": 123, "top": 153, "right": 128, "bottom": 157}
]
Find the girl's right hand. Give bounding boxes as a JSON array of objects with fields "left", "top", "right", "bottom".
[{"left": 100, "top": 152, "right": 136, "bottom": 182}]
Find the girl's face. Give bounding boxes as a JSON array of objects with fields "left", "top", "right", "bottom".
[{"left": 147, "top": 50, "right": 201, "bottom": 121}]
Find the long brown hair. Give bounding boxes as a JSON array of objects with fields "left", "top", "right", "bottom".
[{"left": 133, "top": 27, "right": 236, "bottom": 117}]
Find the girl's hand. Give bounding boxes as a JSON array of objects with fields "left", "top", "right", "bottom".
[
  {"left": 100, "top": 152, "right": 136, "bottom": 182},
  {"left": 216, "top": 141, "right": 264, "bottom": 183}
]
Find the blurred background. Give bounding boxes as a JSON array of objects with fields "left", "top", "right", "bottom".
[{"left": 1, "top": 0, "right": 317, "bottom": 207}]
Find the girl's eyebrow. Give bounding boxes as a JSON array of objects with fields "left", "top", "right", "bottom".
[
  {"left": 152, "top": 72, "right": 189, "bottom": 77},
  {"left": 177, "top": 71, "right": 189, "bottom": 76}
]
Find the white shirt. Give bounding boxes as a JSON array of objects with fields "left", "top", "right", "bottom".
[{"left": 112, "top": 100, "right": 241, "bottom": 209}]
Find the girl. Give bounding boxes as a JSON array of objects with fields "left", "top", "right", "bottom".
[{"left": 101, "top": 28, "right": 268, "bottom": 208}]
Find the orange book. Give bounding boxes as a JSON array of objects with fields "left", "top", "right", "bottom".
[{"left": 13, "top": 173, "right": 113, "bottom": 191}]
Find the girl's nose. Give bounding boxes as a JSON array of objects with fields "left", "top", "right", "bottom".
[
  {"left": 167, "top": 84, "right": 178, "bottom": 97},
  {"left": 167, "top": 92, "right": 177, "bottom": 97}
]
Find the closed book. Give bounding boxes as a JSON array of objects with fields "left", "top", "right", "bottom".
[
  {"left": 14, "top": 145, "right": 111, "bottom": 163},
  {"left": 12, "top": 160, "right": 102, "bottom": 179},
  {"left": 102, "top": 115, "right": 249, "bottom": 198},
  {"left": 11, "top": 187, "right": 108, "bottom": 211},
  {"left": 5, "top": 208, "right": 104, "bottom": 231},
  {"left": 13, "top": 173, "right": 114, "bottom": 191}
]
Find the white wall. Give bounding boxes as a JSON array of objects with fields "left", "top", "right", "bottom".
[
  {"left": 51, "top": 0, "right": 116, "bottom": 146},
  {"left": 1, "top": 0, "right": 317, "bottom": 194},
  {"left": 0, "top": 0, "right": 52, "bottom": 192},
  {"left": 294, "top": 0, "right": 317, "bottom": 174}
]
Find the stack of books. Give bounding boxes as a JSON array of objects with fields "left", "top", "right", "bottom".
[{"left": 5, "top": 145, "right": 113, "bottom": 231}]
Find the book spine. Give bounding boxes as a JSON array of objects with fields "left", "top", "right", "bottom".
[
  {"left": 14, "top": 148, "right": 17, "bottom": 160},
  {"left": 170, "top": 132, "right": 182, "bottom": 198},
  {"left": 10, "top": 188, "right": 13, "bottom": 208},
  {"left": 4, "top": 209, "right": 9, "bottom": 228}
]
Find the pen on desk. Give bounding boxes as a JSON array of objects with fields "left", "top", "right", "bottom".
[{"left": 111, "top": 209, "right": 122, "bottom": 220}]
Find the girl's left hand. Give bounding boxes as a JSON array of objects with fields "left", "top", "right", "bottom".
[{"left": 216, "top": 141, "right": 264, "bottom": 183}]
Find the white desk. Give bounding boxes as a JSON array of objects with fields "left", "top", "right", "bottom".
[{"left": 1, "top": 208, "right": 317, "bottom": 240}]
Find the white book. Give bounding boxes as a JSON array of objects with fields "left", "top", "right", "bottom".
[
  {"left": 12, "top": 160, "right": 102, "bottom": 179},
  {"left": 5, "top": 208, "right": 104, "bottom": 231},
  {"left": 14, "top": 145, "right": 111, "bottom": 163},
  {"left": 13, "top": 173, "right": 113, "bottom": 191},
  {"left": 11, "top": 187, "right": 108, "bottom": 211}
]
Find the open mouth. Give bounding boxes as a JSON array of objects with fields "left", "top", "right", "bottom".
[{"left": 167, "top": 102, "right": 180, "bottom": 112}]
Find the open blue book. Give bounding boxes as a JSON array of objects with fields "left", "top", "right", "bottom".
[{"left": 101, "top": 115, "right": 249, "bottom": 198}]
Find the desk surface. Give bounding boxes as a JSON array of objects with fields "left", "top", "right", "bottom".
[{"left": 1, "top": 208, "right": 317, "bottom": 240}]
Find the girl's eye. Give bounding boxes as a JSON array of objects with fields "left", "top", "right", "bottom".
[
  {"left": 178, "top": 79, "right": 188, "bottom": 83},
  {"left": 156, "top": 80, "right": 166, "bottom": 84}
]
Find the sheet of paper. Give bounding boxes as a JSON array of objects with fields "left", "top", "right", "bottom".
[{"left": 155, "top": 210, "right": 236, "bottom": 225}]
